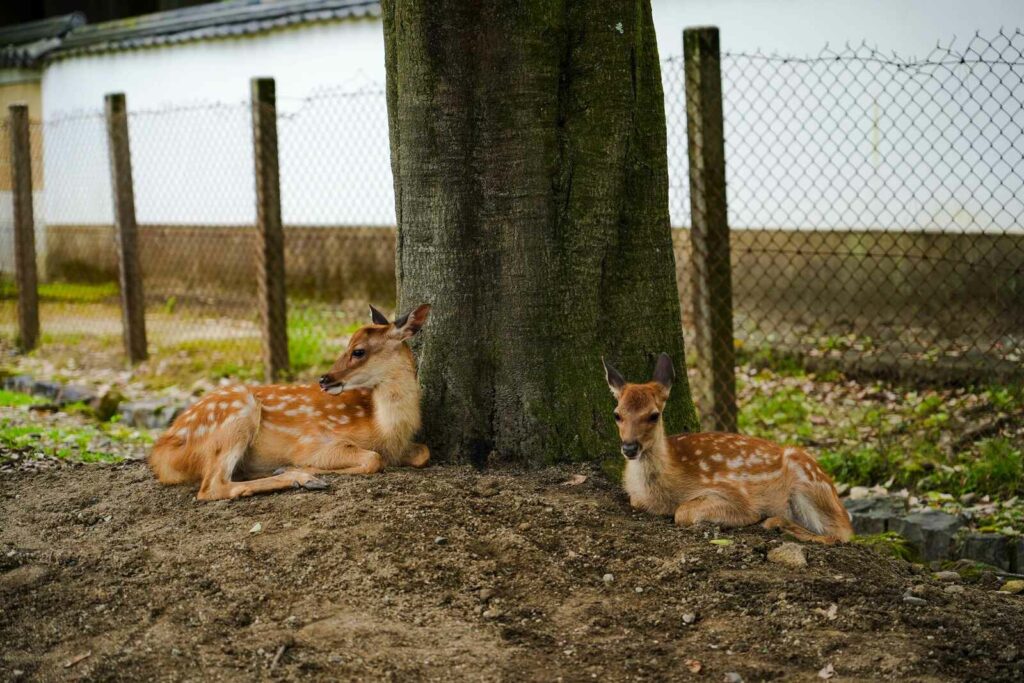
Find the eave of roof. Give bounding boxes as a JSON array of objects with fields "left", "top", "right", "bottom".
[
  {"left": 0, "top": 13, "right": 85, "bottom": 68},
  {"left": 52, "top": 0, "right": 381, "bottom": 61}
]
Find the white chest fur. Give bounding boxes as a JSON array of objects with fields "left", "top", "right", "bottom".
[
  {"left": 371, "top": 374, "right": 421, "bottom": 463},
  {"left": 623, "top": 456, "right": 681, "bottom": 516}
]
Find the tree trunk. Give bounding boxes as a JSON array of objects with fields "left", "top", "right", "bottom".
[{"left": 383, "top": 0, "right": 699, "bottom": 465}]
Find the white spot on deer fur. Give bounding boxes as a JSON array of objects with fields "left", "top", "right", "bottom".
[
  {"left": 695, "top": 449, "right": 703, "bottom": 456},
  {"left": 299, "top": 435, "right": 315, "bottom": 445},
  {"left": 355, "top": 407, "right": 365, "bottom": 417},
  {"left": 726, "top": 456, "right": 744, "bottom": 469},
  {"left": 710, "top": 454, "right": 724, "bottom": 462},
  {"left": 195, "top": 425, "right": 208, "bottom": 437},
  {"left": 231, "top": 400, "right": 244, "bottom": 409},
  {"left": 339, "top": 415, "right": 350, "bottom": 424},
  {"left": 264, "top": 422, "right": 302, "bottom": 436},
  {"left": 699, "top": 461, "right": 710, "bottom": 472},
  {"left": 175, "top": 428, "right": 189, "bottom": 439},
  {"left": 207, "top": 412, "right": 217, "bottom": 423},
  {"left": 185, "top": 413, "right": 196, "bottom": 423},
  {"left": 218, "top": 402, "right": 228, "bottom": 409}
]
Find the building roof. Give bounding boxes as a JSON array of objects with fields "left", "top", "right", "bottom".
[
  {"left": 0, "top": 13, "right": 85, "bottom": 68},
  {"left": 52, "top": 0, "right": 381, "bottom": 60}
]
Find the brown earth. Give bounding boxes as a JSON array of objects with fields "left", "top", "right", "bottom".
[{"left": 1, "top": 462, "right": 1023, "bottom": 682}]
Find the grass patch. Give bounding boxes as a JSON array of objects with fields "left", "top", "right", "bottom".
[
  {"left": 737, "top": 382, "right": 813, "bottom": 440},
  {"left": 0, "top": 417, "right": 151, "bottom": 464},
  {"left": 0, "top": 278, "right": 120, "bottom": 304},
  {"left": 853, "top": 531, "right": 918, "bottom": 562},
  {"left": 0, "top": 389, "right": 44, "bottom": 408}
]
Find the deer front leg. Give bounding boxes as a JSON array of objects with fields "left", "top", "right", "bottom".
[
  {"left": 291, "top": 441, "right": 384, "bottom": 475},
  {"left": 401, "top": 443, "right": 430, "bottom": 468},
  {"left": 674, "top": 490, "right": 761, "bottom": 529}
]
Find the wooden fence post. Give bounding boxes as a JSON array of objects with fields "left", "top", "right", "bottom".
[
  {"left": 251, "top": 77, "right": 289, "bottom": 381},
  {"left": 104, "top": 93, "right": 148, "bottom": 363},
  {"left": 683, "top": 27, "right": 737, "bottom": 432},
  {"left": 8, "top": 105, "right": 39, "bottom": 352}
]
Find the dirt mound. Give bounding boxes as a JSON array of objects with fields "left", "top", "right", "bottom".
[{"left": 2, "top": 462, "right": 1023, "bottom": 681}]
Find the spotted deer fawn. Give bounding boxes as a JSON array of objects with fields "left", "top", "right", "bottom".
[
  {"left": 149, "top": 304, "right": 431, "bottom": 501},
  {"left": 602, "top": 353, "right": 853, "bottom": 544}
]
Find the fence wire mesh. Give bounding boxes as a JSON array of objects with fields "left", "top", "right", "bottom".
[
  {"left": 666, "top": 29, "right": 1024, "bottom": 416},
  {"left": 0, "top": 29, "right": 1021, "bottom": 399}
]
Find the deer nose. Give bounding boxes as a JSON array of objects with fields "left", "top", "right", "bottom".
[
  {"left": 621, "top": 441, "right": 641, "bottom": 459},
  {"left": 318, "top": 374, "right": 333, "bottom": 388}
]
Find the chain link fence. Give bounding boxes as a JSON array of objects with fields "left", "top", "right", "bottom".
[
  {"left": 1, "top": 29, "right": 1021, "bottom": 398},
  {"left": 666, "top": 29, "right": 1023, "bottom": 407}
]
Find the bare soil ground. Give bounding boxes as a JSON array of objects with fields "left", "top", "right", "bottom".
[{"left": 2, "top": 462, "right": 1023, "bottom": 682}]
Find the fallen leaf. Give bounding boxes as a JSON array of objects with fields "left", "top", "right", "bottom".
[
  {"left": 685, "top": 658, "right": 702, "bottom": 673},
  {"left": 249, "top": 522, "right": 263, "bottom": 534},
  {"left": 818, "top": 663, "right": 835, "bottom": 679},
  {"left": 64, "top": 652, "right": 92, "bottom": 668},
  {"left": 561, "top": 474, "right": 587, "bottom": 486},
  {"left": 709, "top": 539, "right": 733, "bottom": 546}
]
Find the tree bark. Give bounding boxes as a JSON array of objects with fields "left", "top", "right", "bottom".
[{"left": 383, "top": 0, "right": 699, "bottom": 465}]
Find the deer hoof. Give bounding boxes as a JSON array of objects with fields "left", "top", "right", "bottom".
[{"left": 298, "top": 476, "right": 329, "bottom": 491}]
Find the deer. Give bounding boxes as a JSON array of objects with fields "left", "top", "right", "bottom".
[
  {"left": 148, "top": 304, "right": 432, "bottom": 501},
  {"left": 602, "top": 353, "right": 853, "bottom": 545}
]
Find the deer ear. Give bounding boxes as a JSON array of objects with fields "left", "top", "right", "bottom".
[
  {"left": 603, "top": 357, "right": 626, "bottom": 399},
  {"left": 389, "top": 303, "right": 431, "bottom": 340},
  {"left": 652, "top": 352, "right": 674, "bottom": 392},
  {"left": 369, "top": 304, "right": 390, "bottom": 325}
]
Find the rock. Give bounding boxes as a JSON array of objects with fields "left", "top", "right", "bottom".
[
  {"left": 57, "top": 384, "right": 97, "bottom": 407},
  {"left": 434, "top": 536, "right": 447, "bottom": 545},
  {"left": 1012, "top": 538, "right": 1024, "bottom": 575},
  {"left": 890, "top": 510, "right": 963, "bottom": 562},
  {"left": 482, "top": 608, "right": 501, "bottom": 619},
  {"left": 724, "top": 673, "right": 744, "bottom": 683},
  {"left": 1000, "top": 580, "right": 1024, "bottom": 594},
  {"left": 4, "top": 375, "right": 34, "bottom": 394},
  {"left": 119, "top": 399, "right": 185, "bottom": 429},
  {"left": 91, "top": 387, "right": 125, "bottom": 422},
  {"left": 32, "top": 380, "right": 63, "bottom": 400},
  {"left": 902, "top": 595, "right": 928, "bottom": 606},
  {"left": 478, "top": 588, "right": 495, "bottom": 601},
  {"left": 848, "top": 486, "right": 872, "bottom": 500},
  {"left": 767, "top": 543, "right": 807, "bottom": 568},
  {"left": 959, "top": 492, "right": 977, "bottom": 505},
  {"left": 958, "top": 533, "right": 1011, "bottom": 571},
  {"left": 933, "top": 571, "right": 961, "bottom": 582},
  {"left": 682, "top": 612, "right": 697, "bottom": 625},
  {"left": 843, "top": 495, "right": 908, "bottom": 534},
  {"left": 602, "top": 573, "right": 614, "bottom": 584},
  {"left": 943, "top": 584, "right": 965, "bottom": 595}
]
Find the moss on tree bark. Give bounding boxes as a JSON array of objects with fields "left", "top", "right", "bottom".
[{"left": 383, "top": 0, "right": 699, "bottom": 465}]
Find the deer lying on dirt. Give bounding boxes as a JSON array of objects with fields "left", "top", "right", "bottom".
[
  {"left": 602, "top": 353, "right": 853, "bottom": 544},
  {"left": 149, "top": 304, "right": 431, "bottom": 500}
]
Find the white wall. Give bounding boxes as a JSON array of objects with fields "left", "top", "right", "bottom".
[
  {"left": 41, "top": 18, "right": 392, "bottom": 227},
  {"left": 37, "top": 4, "right": 1024, "bottom": 232}
]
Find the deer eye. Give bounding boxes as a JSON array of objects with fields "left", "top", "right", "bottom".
[
  {"left": 648, "top": 412, "right": 660, "bottom": 423},
  {"left": 613, "top": 412, "right": 622, "bottom": 422},
  {"left": 352, "top": 349, "right": 366, "bottom": 359}
]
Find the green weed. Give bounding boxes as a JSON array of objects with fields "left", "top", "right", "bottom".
[{"left": 0, "top": 389, "right": 44, "bottom": 408}]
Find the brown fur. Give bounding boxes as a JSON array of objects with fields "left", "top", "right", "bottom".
[
  {"left": 149, "top": 305, "right": 431, "bottom": 501},
  {"left": 606, "top": 367, "right": 853, "bottom": 545}
]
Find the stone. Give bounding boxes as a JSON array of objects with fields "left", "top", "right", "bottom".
[
  {"left": 848, "top": 486, "right": 871, "bottom": 500},
  {"left": 1012, "top": 538, "right": 1024, "bottom": 575},
  {"left": 724, "top": 673, "right": 744, "bottom": 683},
  {"left": 3, "top": 375, "right": 34, "bottom": 394},
  {"left": 682, "top": 612, "right": 697, "bottom": 625},
  {"left": 890, "top": 510, "right": 963, "bottom": 562},
  {"left": 91, "top": 387, "right": 126, "bottom": 422},
  {"left": 1000, "top": 580, "right": 1024, "bottom": 595},
  {"left": 843, "top": 495, "right": 908, "bottom": 535},
  {"left": 958, "top": 533, "right": 1011, "bottom": 571},
  {"left": 433, "top": 536, "right": 447, "bottom": 545},
  {"left": 933, "top": 571, "right": 961, "bottom": 582},
  {"left": 902, "top": 595, "right": 927, "bottom": 606},
  {"left": 57, "top": 385, "right": 97, "bottom": 407},
  {"left": 943, "top": 584, "right": 965, "bottom": 595},
  {"left": 31, "top": 380, "right": 63, "bottom": 400},
  {"left": 602, "top": 573, "right": 614, "bottom": 584},
  {"left": 119, "top": 399, "right": 185, "bottom": 429},
  {"left": 767, "top": 543, "right": 807, "bottom": 568}
]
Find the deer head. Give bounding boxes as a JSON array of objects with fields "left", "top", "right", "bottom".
[
  {"left": 318, "top": 304, "right": 431, "bottom": 394},
  {"left": 602, "top": 353, "right": 674, "bottom": 459}
]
